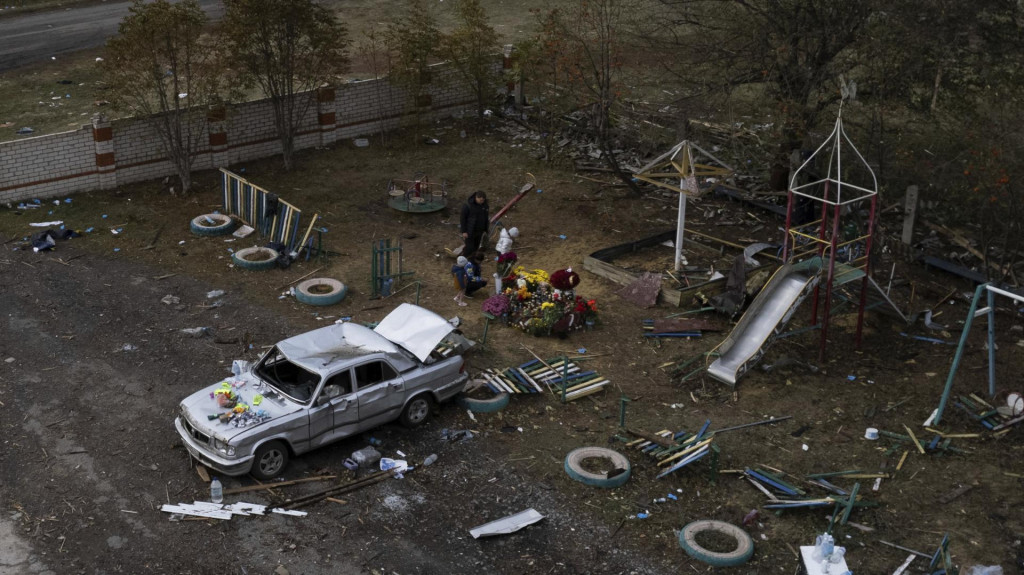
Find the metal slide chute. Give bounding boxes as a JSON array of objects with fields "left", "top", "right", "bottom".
[{"left": 707, "top": 259, "right": 823, "bottom": 386}]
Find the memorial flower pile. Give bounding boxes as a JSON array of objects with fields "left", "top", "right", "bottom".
[{"left": 486, "top": 266, "right": 598, "bottom": 337}]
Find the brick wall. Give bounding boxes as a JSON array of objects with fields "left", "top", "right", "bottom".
[{"left": 0, "top": 59, "right": 496, "bottom": 203}]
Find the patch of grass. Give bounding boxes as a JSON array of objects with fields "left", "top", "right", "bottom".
[
  {"left": 0, "top": 0, "right": 563, "bottom": 141},
  {"left": 0, "top": 47, "right": 109, "bottom": 142}
]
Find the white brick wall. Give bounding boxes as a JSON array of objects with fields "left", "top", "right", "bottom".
[{"left": 0, "top": 60, "right": 492, "bottom": 202}]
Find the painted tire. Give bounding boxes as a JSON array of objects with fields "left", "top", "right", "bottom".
[
  {"left": 190, "top": 213, "right": 235, "bottom": 237},
  {"left": 678, "top": 520, "right": 754, "bottom": 567},
  {"left": 232, "top": 247, "right": 279, "bottom": 271},
  {"left": 294, "top": 278, "right": 347, "bottom": 306},
  {"left": 457, "top": 392, "right": 510, "bottom": 413},
  {"left": 563, "top": 447, "right": 631, "bottom": 488}
]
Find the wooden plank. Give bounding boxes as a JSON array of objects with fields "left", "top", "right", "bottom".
[
  {"left": 901, "top": 185, "right": 918, "bottom": 246},
  {"left": 938, "top": 484, "right": 974, "bottom": 504},
  {"left": 626, "top": 428, "right": 674, "bottom": 448},
  {"left": 903, "top": 424, "right": 926, "bottom": 454},
  {"left": 896, "top": 451, "right": 909, "bottom": 471},
  {"left": 195, "top": 465, "right": 210, "bottom": 483},
  {"left": 658, "top": 437, "right": 714, "bottom": 466},
  {"left": 516, "top": 368, "right": 545, "bottom": 393},
  {"left": 583, "top": 255, "right": 639, "bottom": 287},
  {"left": 650, "top": 318, "right": 724, "bottom": 333},
  {"left": 222, "top": 476, "right": 335, "bottom": 496}
]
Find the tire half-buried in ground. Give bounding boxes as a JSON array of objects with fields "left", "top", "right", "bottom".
[
  {"left": 563, "top": 446, "right": 631, "bottom": 488},
  {"left": 457, "top": 391, "right": 510, "bottom": 413},
  {"left": 678, "top": 520, "right": 754, "bottom": 567},
  {"left": 232, "top": 246, "right": 279, "bottom": 271},
  {"left": 294, "top": 278, "right": 347, "bottom": 306},
  {"left": 190, "top": 213, "right": 235, "bottom": 237}
]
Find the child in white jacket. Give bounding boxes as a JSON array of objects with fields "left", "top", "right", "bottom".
[{"left": 495, "top": 227, "right": 519, "bottom": 255}]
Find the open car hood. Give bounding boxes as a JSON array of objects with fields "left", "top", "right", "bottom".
[{"left": 373, "top": 303, "right": 455, "bottom": 363}]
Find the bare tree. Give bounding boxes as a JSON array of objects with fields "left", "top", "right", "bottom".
[
  {"left": 644, "top": 0, "right": 872, "bottom": 149},
  {"left": 386, "top": 0, "right": 441, "bottom": 127},
  {"left": 355, "top": 31, "right": 393, "bottom": 145},
  {"left": 439, "top": 0, "right": 500, "bottom": 121},
  {"left": 531, "top": 0, "right": 643, "bottom": 193},
  {"left": 102, "top": 0, "right": 220, "bottom": 193},
  {"left": 221, "top": 0, "right": 349, "bottom": 171}
]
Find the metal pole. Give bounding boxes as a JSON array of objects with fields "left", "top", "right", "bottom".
[
  {"left": 675, "top": 190, "right": 686, "bottom": 271},
  {"left": 818, "top": 202, "right": 842, "bottom": 363},
  {"left": 855, "top": 194, "right": 878, "bottom": 347},
  {"left": 935, "top": 283, "right": 987, "bottom": 425},
  {"left": 987, "top": 287, "right": 996, "bottom": 398},
  {"left": 782, "top": 189, "right": 794, "bottom": 262},
  {"left": 811, "top": 183, "right": 832, "bottom": 325}
]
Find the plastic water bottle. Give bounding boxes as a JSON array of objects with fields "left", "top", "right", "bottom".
[
  {"left": 423, "top": 454, "right": 438, "bottom": 466},
  {"left": 210, "top": 477, "right": 223, "bottom": 504},
  {"left": 813, "top": 533, "right": 834, "bottom": 561}
]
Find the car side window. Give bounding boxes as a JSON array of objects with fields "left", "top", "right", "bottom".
[
  {"left": 354, "top": 361, "right": 397, "bottom": 388},
  {"left": 324, "top": 370, "right": 353, "bottom": 397}
]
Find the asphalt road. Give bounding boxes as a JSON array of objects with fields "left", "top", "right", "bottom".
[{"left": 0, "top": 0, "right": 224, "bottom": 73}]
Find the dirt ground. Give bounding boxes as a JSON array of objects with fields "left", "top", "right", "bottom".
[{"left": 1, "top": 118, "right": 1022, "bottom": 575}]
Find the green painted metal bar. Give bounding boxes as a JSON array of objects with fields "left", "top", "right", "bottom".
[
  {"left": 935, "top": 283, "right": 988, "bottom": 425},
  {"left": 840, "top": 482, "right": 861, "bottom": 525}
]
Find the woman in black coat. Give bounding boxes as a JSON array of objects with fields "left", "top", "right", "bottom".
[{"left": 460, "top": 191, "right": 490, "bottom": 258}]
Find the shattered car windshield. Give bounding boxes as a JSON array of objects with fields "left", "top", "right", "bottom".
[{"left": 254, "top": 347, "right": 321, "bottom": 403}]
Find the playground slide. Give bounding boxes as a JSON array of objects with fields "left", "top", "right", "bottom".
[{"left": 707, "top": 261, "right": 821, "bottom": 386}]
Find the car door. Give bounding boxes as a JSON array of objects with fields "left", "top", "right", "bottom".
[
  {"left": 353, "top": 360, "right": 405, "bottom": 428},
  {"left": 309, "top": 368, "right": 360, "bottom": 448}
]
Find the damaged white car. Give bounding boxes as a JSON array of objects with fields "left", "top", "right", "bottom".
[{"left": 175, "top": 304, "right": 471, "bottom": 479}]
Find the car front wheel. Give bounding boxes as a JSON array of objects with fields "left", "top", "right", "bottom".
[
  {"left": 400, "top": 395, "right": 433, "bottom": 428},
  {"left": 251, "top": 440, "right": 289, "bottom": 480}
]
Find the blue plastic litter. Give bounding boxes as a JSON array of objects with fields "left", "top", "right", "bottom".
[
  {"left": 558, "top": 234, "right": 567, "bottom": 240},
  {"left": 33, "top": 199, "right": 40, "bottom": 204},
  {"left": 635, "top": 513, "right": 649, "bottom": 519},
  {"left": 85, "top": 227, "right": 94, "bottom": 233},
  {"left": 64, "top": 198, "right": 72, "bottom": 203},
  {"left": 846, "top": 375, "right": 856, "bottom": 381},
  {"left": 667, "top": 493, "right": 678, "bottom": 500},
  {"left": 227, "top": 248, "right": 234, "bottom": 253},
  {"left": 102, "top": 214, "right": 108, "bottom": 218},
  {"left": 577, "top": 347, "right": 587, "bottom": 354},
  {"left": 113, "top": 248, "right": 120, "bottom": 252}
]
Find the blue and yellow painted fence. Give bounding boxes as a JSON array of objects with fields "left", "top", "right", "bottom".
[{"left": 221, "top": 168, "right": 316, "bottom": 252}]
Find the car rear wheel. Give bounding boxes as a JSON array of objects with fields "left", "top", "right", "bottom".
[
  {"left": 400, "top": 395, "right": 433, "bottom": 428},
  {"left": 251, "top": 440, "right": 289, "bottom": 480}
]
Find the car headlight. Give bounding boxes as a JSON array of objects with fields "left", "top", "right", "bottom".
[{"left": 212, "top": 438, "right": 236, "bottom": 458}]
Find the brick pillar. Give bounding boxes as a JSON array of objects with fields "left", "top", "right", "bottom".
[
  {"left": 503, "top": 44, "right": 523, "bottom": 105},
  {"left": 317, "top": 86, "right": 337, "bottom": 147},
  {"left": 92, "top": 115, "right": 117, "bottom": 190},
  {"left": 207, "top": 106, "right": 229, "bottom": 168}
]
